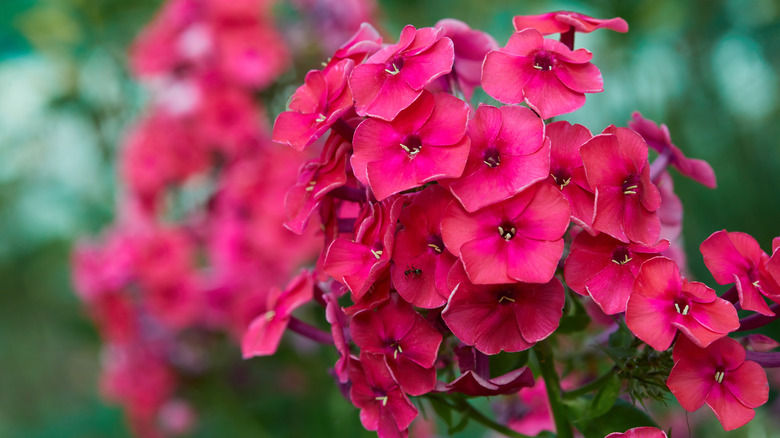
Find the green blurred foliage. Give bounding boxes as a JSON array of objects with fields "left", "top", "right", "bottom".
[{"left": 0, "top": 0, "right": 779, "bottom": 437}]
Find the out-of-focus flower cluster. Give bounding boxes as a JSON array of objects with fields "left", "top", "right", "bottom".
[{"left": 72, "top": 0, "right": 375, "bottom": 436}]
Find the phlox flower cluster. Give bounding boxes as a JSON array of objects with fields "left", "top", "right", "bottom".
[
  {"left": 72, "top": 0, "right": 376, "bottom": 437},
  {"left": 264, "top": 10, "right": 780, "bottom": 438}
]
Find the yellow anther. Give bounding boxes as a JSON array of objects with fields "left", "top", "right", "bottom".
[
  {"left": 714, "top": 371, "right": 725, "bottom": 384},
  {"left": 499, "top": 296, "right": 516, "bottom": 303},
  {"left": 533, "top": 64, "right": 543, "bottom": 70},
  {"left": 498, "top": 226, "right": 505, "bottom": 235},
  {"left": 428, "top": 243, "right": 442, "bottom": 253},
  {"left": 385, "top": 66, "right": 400, "bottom": 75},
  {"left": 316, "top": 114, "right": 327, "bottom": 123},
  {"left": 265, "top": 310, "right": 276, "bottom": 320},
  {"left": 371, "top": 249, "right": 383, "bottom": 259}
]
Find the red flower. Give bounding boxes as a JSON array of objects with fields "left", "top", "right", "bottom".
[
  {"left": 481, "top": 28, "right": 603, "bottom": 119},
  {"left": 442, "top": 182, "right": 570, "bottom": 285},
  {"left": 350, "top": 25, "right": 454, "bottom": 121},
  {"left": 444, "top": 104, "right": 549, "bottom": 212},
  {"left": 434, "top": 19, "right": 498, "bottom": 100},
  {"left": 700, "top": 230, "right": 780, "bottom": 316},
  {"left": 513, "top": 11, "right": 628, "bottom": 35},
  {"left": 545, "top": 120, "right": 595, "bottom": 229},
  {"left": 564, "top": 231, "right": 669, "bottom": 315},
  {"left": 352, "top": 91, "right": 470, "bottom": 200},
  {"left": 580, "top": 125, "right": 661, "bottom": 245},
  {"left": 605, "top": 427, "right": 667, "bottom": 438},
  {"left": 626, "top": 257, "right": 739, "bottom": 351},
  {"left": 442, "top": 264, "right": 564, "bottom": 355},
  {"left": 667, "top": 336, "right": 768, "bottom": 431},
  {"left": 351, "top": 295, "right": 442, "bottom": 395}
]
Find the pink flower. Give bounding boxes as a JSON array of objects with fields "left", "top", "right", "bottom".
[
  {"left": 351, "top": 91, "right": 470, "bottom": 200},
  {"left": 272, "top": 59, "right": 355, "bottom": 151},
  {"left": 351, "top": 295, "right": 443, "bottom": 395},
  {"left": 564, "top": 231, "right": 669, "bottom": 315},
  {"left": 441, "top": 182, "right": 570, "bottom": 285},
  {"left": 580, "top": 125, "right": 661, "bottom": 245},
  {"left": 349, "top": 353, "right": 418, "bottom": 438},
  {"left": 700, "top": 230, "right": 780, "bottom": 316},
  {"left": 605, "top": 427, "right": 667, "bottom": 438},
  {"left": 481, "top": 28, "right": 603, "bottom": 119},
  {"left": 241, "top": 269, "right": 315, "bottom": 358},
  {"left": 349, "top": 25, "right": 454, "bottom": 121},
  {"left": 545, "top": 120, "right": 595, "bottom": 229},
  {"left": 443, "top": 104, "right": 548, "bottom": 212},
  {"left": 390, "top": 185, "right": 457, "bottom": 309},
  {"left": 626, "top": 257, "right": 739, "bottom": 351},
  {"left": 434, "top": 19, "right": 498, "bottom": 100},
  {"left": 323, "top": 196, "right": 405, "bottom": 299},
  {"left": 284, "top": 133, "right": 350, "bottom": 234},
  {"left": 629, "top": 112, "right": 716, "bottom": 188},
  {"left": 666, "top": 336, "right": 768, "bottom": 431},
  {"left": 513, "top": 11, "right": 628, "bottom": 35},
  {"left": 444, "top": 367, "right": 534, "bottom": 396},
  {"left": 442, "top": 263, "right": 565, "bottom": 355}
]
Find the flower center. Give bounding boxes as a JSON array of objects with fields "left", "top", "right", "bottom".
[
  {"left": 714, "top": 369, "right": 725, "bottom": 384},
  {"left": 611, "top": 247, "right": 632, "bottom": 265},
  {"left": 533, "top": 51, "right": 555, "bottom": 71},
  {"left": 385, "top": 56, "right": 404, "bottom": 75},
  {"left": 483, "top": 147, "right": 501, "bottom": 168},
  {"left": 497, "top": 290, "right": 516, "bottom": 304},
  {"left": 622, "top": 175, "right": 639, "bottom": 196},
  {"left": 551, "top": 168, "right": 572, "bottom": 189},
  {"left": 400, "top": 134, "right": 422, "bottom": 156},
  {"left": 427, "top": 235, "right": 444, "bottom": 254},
  {"left": 498, "top": 222, "right": 517, "bottom": 241},
  {"left": 674, "top": 301, "right": 691, "bottom": 316}
]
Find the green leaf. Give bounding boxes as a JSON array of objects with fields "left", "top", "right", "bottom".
[
  {"left": 588, "top": 373, "right": 621, "bottom": 418},
  {"left": 556, "top": 314, "right": 590, "bottom": 333},
  {"left": 448, "top": 414, "right": 469, "bottom": 434}
]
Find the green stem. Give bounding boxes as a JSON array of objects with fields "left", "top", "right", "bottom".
[
  {"left": 426, "top": 394, "right": 531, "bottom": 438},
  {"left": 563, "top": 367, "right": 619, "bottom": 400},
  {"left": 535, "top": 342, "right": 573, "bottom": 438}
]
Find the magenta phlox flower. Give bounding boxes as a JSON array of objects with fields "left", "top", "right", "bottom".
[
  {"left": 349, "top": 25, "right": 454, "bottom": 121},
  {"left": 512, "top": 11, "right": 628, "bottom": 35},
  {"left": 605, "top": 426, "right": 668, "bottom": 438},
  {"left": 564, "top": 231, "right": 669, "bottom": 315},
  {"left": 629, "top": 112, "right": 716, "bottom": 188},
  {"left": 545, "top": 120, "right": 595, "bottom": 229},
  {"left": 328, "top": 22, "right": 383, "bottom": 67},
  {"left": 344, "top": 272, "right": 392, "bottom": 317},
  {"left": 391, "top": 185, "right": 457, "bottom": 309},
  {"left": 349, "top": 352, "right": 418, "bottom": 438},
  {"left": 667, "top": 336, "right": 768, "bottom": 431},
  {"left": 324, "top": 196, "right": 405, "bottom": 299},
  {"left": 508, "top": 379, "right": 555, "bottom": 435},
  {"left": 701, "top": 230, "right": 780, "bottom": 316},
  {"left": 441, "top": 182, "right": 569, "bottom": 284},
  {"left": 284, "top": 133, "right": 350, "bottom": 234},
  {"left": 212, "top": 18, "right": 290, "bottom": 89},
  {"left": 433, "top": 19, "right": 498, "bottom": 100},
  {"left": 196, "top": 82, "right": 266, "bottom": 157},
  {"left": 442, "top": 264, "right": 564, "bottom": 355},
  {"left": 351, "top": 295, "right": 443, "bottom": 395},
  {"left": 444, "top": 367, "right": 534, "bottom": 396},
  {"left": 655, "top": 171, "right": 683, "bottom": 242},
  {"left": 581, "top": 125, "right": 661, "bottom": 245},
  {"left": 352, "top": 91, "right": 470, "bottom": 200},
  {"left": 290, "top": 0, "right": 378, "bottom": 52},
  {"left": 626, "top": 257, "right": 739, "bottom": 351},
  {"left": 444, "top": 104, "right": 548, "bottom": 212},
  {"left": 481, "top": 28, "right": 603, "bottom": 119},
  {"left": 741, "top": 334, "right": 780, "bottom": 352},
  {"left": 241, "top": 269, "right": 316, "bottom": 358},
  {"left": 273, "top": 59, "right": 355, "bottom": 151}
]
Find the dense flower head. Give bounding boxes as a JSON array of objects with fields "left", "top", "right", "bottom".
[
  {"left": 482, "top": 28, "right": 603, "bottom": 119},
  {"left": 667, "top": 336, "right": 768, "bottom": 431},
  {"left": 581, "top": 125, "right": 661, "bottom": 245},
  {"left": 350, "top": 24, "right": 454, "bottom": 121},
  {"left": 626, "top": 257, "right": 739, "bottom": 351}
]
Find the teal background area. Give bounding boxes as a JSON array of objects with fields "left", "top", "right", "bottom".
[{"left": 0, "top": 0, "right": 778, "bottom": 437}]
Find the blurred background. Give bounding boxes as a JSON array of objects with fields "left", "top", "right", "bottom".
[{"left": 0, "top": 0, "right": 779, "bottom": 437}]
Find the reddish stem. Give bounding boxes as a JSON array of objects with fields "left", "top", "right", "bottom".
[
  {"left": 649, "top": 147, "right": 673, "bottom": 182},
  {"left": 560, "top": 27, "right": 575, "bottom": 50},
  {"left": 288, "top": 317, "right": 334, "bottom": 344},
  {"left": 331, "top": 118, "right": 355, "bottom": 142},
  {"left": 737, "top": 304, "right": 780, "bottom": 332},
  {"left": 330, "top": 186, "right": 366, "bottom": 203},
  {"left": 746, "top": 351, "right": 780, "bottom": 368}
]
